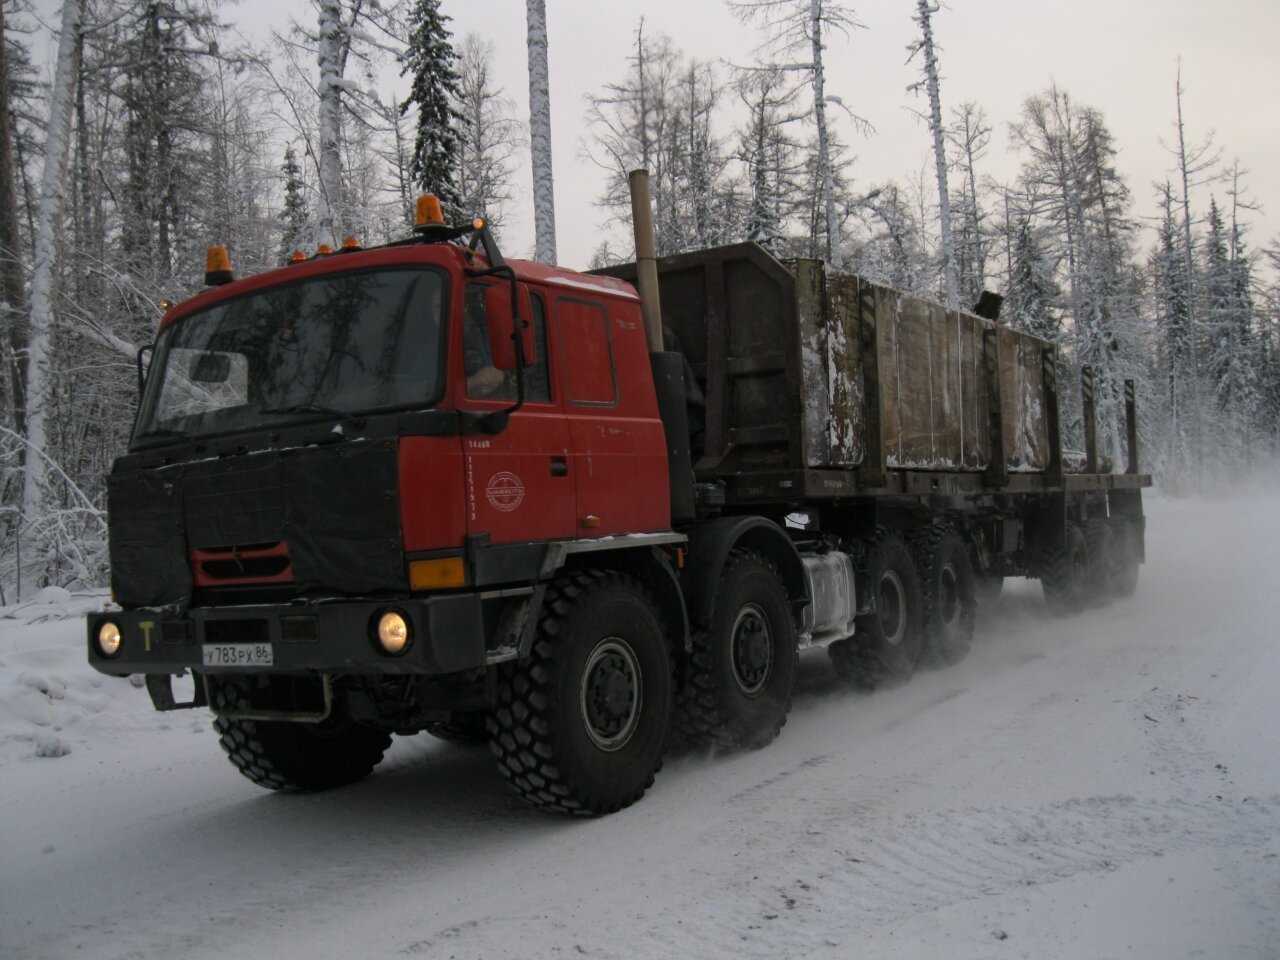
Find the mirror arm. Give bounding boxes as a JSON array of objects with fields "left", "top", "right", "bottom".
[{"left": 136, "top": 343, "right": 154, "bottom": 397}]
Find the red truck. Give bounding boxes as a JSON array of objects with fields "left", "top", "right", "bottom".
[{"left": 88, "top": 175, "right": 1149, "bottom": 815}]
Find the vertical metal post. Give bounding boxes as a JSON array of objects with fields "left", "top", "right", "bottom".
[
  {"left": 1125, "top": 378, "right": 1139, "bottom": 474},
  {"left": 982, "top": 326, "right": 1007, "bottom": 488},
  {"left": 856, "top": 281, "right": 886, "bottom": 489},
  {"left": 1042, "top": 346, "right": 1063, "bottom": 488},
  {"left": 1082, "top": 364, "right": 1097, "bottom": 475}
]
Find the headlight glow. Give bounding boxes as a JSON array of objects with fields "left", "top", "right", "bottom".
[
  {"left": 375, "top": 610, "right": 411, "bottom": 655},
  {"left": 96, "top": 620, "right": 122, "bottom": 657}
]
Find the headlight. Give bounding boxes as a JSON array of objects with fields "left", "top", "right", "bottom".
[
  {"left": 374, "top": 610, "right": 411, "bottom": 655},
  {"left": 96, "top": 620, "right": 122, "bottom": 658}
]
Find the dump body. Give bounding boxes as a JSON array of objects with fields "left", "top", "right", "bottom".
[{"left": 597, "top": 242, "right": 1141, "bottom": 502}]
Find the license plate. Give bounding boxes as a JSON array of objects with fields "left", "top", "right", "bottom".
[{"left": 202, "top": 643, "right": 274, "bottom": 667}]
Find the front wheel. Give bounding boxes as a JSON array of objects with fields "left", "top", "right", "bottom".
[
  {"left": 488, "top": 570, "right": 672, "bottom": 815},
  {"left": 674, "top": 549, "right": 797, "bottom": 750},
  {"left": 210, "top": 676, "right": 392, "bottom": 793}
]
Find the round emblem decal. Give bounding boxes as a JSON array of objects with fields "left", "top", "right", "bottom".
[{"left": 485, "top": 471, "right": 526, "bottom": 512}]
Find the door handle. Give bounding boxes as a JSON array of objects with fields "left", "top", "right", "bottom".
[{"left": 550, "top": 455, "right": 568, "bottom": 478}]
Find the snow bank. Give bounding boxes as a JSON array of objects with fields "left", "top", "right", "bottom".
[{"left": 0, "top": 589, "right": 135, "bottom": 764}]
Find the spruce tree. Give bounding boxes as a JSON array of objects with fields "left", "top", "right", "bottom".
[
  {"left": 399, "top": 0, "right": 463, "bottom": 213},
  {"left": 279, "top": 145, "right": 309, "bottom": 261}
]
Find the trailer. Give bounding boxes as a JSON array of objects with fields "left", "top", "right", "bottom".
[{"left": 87, "top": 175, "right": 1149, "bottom": 815}]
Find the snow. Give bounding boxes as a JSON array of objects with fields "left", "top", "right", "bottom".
[{"left": 3, "top": 492, "right": 1279, "bottom": 958}]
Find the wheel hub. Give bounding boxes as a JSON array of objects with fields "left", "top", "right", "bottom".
[
  {"left": 879, "top": 570, "right": 906, "bottom": 645},
  {"left": 581, "top": 638, "right": 642, "bottom": 752},
  {"left": 731, "top": 604, "right": 773, "bottom": 696}
]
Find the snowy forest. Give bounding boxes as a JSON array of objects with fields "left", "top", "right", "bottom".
[{"left": 1, "top": 0, "right": 1278, "bottom": 602}]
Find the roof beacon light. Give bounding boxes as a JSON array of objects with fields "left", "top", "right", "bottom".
[
  {"left": 341, "top": 236, "right": 363, "bottom": 252},
  {"left": 205, "top": 246, "right": 233, "bottom": 286},
  {"left": 415, "top": 194, "right": 445, "bottom": 229},
  {"left": 289, "top": 250, "right": 308, "bottom": 264},
  {"left": 315, "top": 244, "right": 334, "bottom": 256}
]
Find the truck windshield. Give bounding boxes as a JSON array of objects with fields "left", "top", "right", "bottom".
[{"left": 133, "top": 267, "right": 446, "bottom": 445}]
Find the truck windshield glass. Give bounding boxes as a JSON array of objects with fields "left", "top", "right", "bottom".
[{"left": 134, "top": 267, "right": 445, "bottom": 443}]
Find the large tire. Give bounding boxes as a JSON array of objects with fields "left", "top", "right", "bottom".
[
  {"left": 424, "top": 712, "right": 489, "bottom": 744},
  {"left": 488, "top": 570, "right": 672, "bottom": 816},
  {"left": 674, "top": 549, "right": 797, "bottom": 750},
  {"left": 911, "top": 523, "right": 977, "bottom": 667},
  {"left": 1084, "top": 519, "right": 1117, "bottom": 607},
  {"left": 1039, "top": 523, "right": 1090, "bottom": 615},
  {"left": 210, "top": 676, "right": 392, "bottom": 793},
  {"left": 1111, "top": 519, "right": 1141, "bottom": 598},
  {"left": 829, "top": 528, "right": 924, "bottom": 688}
]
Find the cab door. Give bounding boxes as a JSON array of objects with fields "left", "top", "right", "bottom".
[{"left": 459, "top": 283, "right": 576, "bottom": 544}]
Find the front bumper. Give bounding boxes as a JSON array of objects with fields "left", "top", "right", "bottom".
[{"left": 87, "top": 594, "right": 486, "bottom": 678}]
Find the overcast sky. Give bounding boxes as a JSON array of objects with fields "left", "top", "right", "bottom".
[
  {"left": 34, "top": 0, "right": 1280, "bottom": 272},
  {"left": 295, "top": 0, "right": 1280, "bottom": 270}
]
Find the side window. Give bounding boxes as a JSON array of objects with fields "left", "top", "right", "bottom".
[
  {"left": 463, "top": 281, "right": 552, "bottom": 403},
  {"left": 525, "top": 294, "right": 552, "bottom": 403},
  {"left": 556, "top": 297, "right": 618, "bottom": 406}
]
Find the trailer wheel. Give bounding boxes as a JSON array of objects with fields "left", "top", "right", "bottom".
[
  {"left": 1112, "top": 520, "right": 1142, "bottom": 598},
  {"left": 1084, "top": 519, "right": 1117, "bottom": 606},
  {"left": 210, "top": 676, "right": 392, "bottom": 793},
  {"left": 488, "top": 570, "right": 672, "bottom": 815},
  {"left": 424, "top": 712, "right": 489, "bottom": 744},
  {"left": 829, "top": 529, "right": 923, "bottom": 688},
  {"left": 912, "top": 524, "right": 977, "bottom": 667},
  {"left": 1039, "top": 524, "right": 1090, "bottom": 614},
  {"left": 674, "top": 549, "right": 797, "bottom": 750}
]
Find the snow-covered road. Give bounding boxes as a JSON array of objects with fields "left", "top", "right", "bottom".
[{"left": 3, "top": 493, "right": 1279, "bottom": 959}]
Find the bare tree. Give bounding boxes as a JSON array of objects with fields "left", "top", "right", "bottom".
[
  {"left": 906, "top": 0, "right": 957, "bottom": 306},
  {"left": 728, "top": 0, "right": 867, "bottom": 267}
]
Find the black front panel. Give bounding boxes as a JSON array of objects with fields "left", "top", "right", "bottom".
[{"left": 108, "top": 438, "right": 406, "bottom": 607}]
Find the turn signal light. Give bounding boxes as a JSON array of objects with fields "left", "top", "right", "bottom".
[
  {"left": 415, "top": 194, "right": 445, "bottom": 228},
  {"left": 408, "top": 557, "right": 466, "bottom": 591},
  {"left": 205, "top": 246, "right": 233, "bottom": 286}
]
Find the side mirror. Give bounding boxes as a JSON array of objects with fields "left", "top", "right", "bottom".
[{"left": 484, "top": 283, "right": 537, "bottom": 371}]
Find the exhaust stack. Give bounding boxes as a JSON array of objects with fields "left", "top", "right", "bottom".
[{"left": 628, "top": 169, "right": 664, "bottom": 352}]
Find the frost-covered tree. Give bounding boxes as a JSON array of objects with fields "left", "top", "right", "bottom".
[
  {"left": 735, "top": 65, "right": 803, "bottom": 251},
  {"left": 525, "top": 0, "right": 555, "bottom": 262},
  {"left": 1149, "top": 180, "right": 1193, "bottom": 469},
  {"left": 1005, "top": 213, "right": 1061, "bottom": 341},
  {"left": 1201, "top": 195, "right": 1257, "bottom": 462},
  {"left": 453, "top": 34, "right": 521, "bottom": 230},
  {"left": 584, "top": 23, "right": 735, "bottom": 256},
  {"left": 1010, "top": 86, "right": 1142, "bottom": 458},
  {"left": 728, "top": 0, "right": 867, "bottom": 267},
  {"left": 907, "top": 0, "right": 957, "bottom": 307},
  {"left": 280, "top": 144, "right": 309, "bottom": 259},
  {"left": 19, "top": 0, "right": 82, "bottom": 597},
  {"left": 947, "top": 101, "right": 991, "bottom": 307},
  {"left": 399, "top": 0, "right": 462, "bottom": 211}
]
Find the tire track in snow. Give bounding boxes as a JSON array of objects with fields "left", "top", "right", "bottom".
[{"left": 678, "top": 793, "right": 1280, "bottom": 959}]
